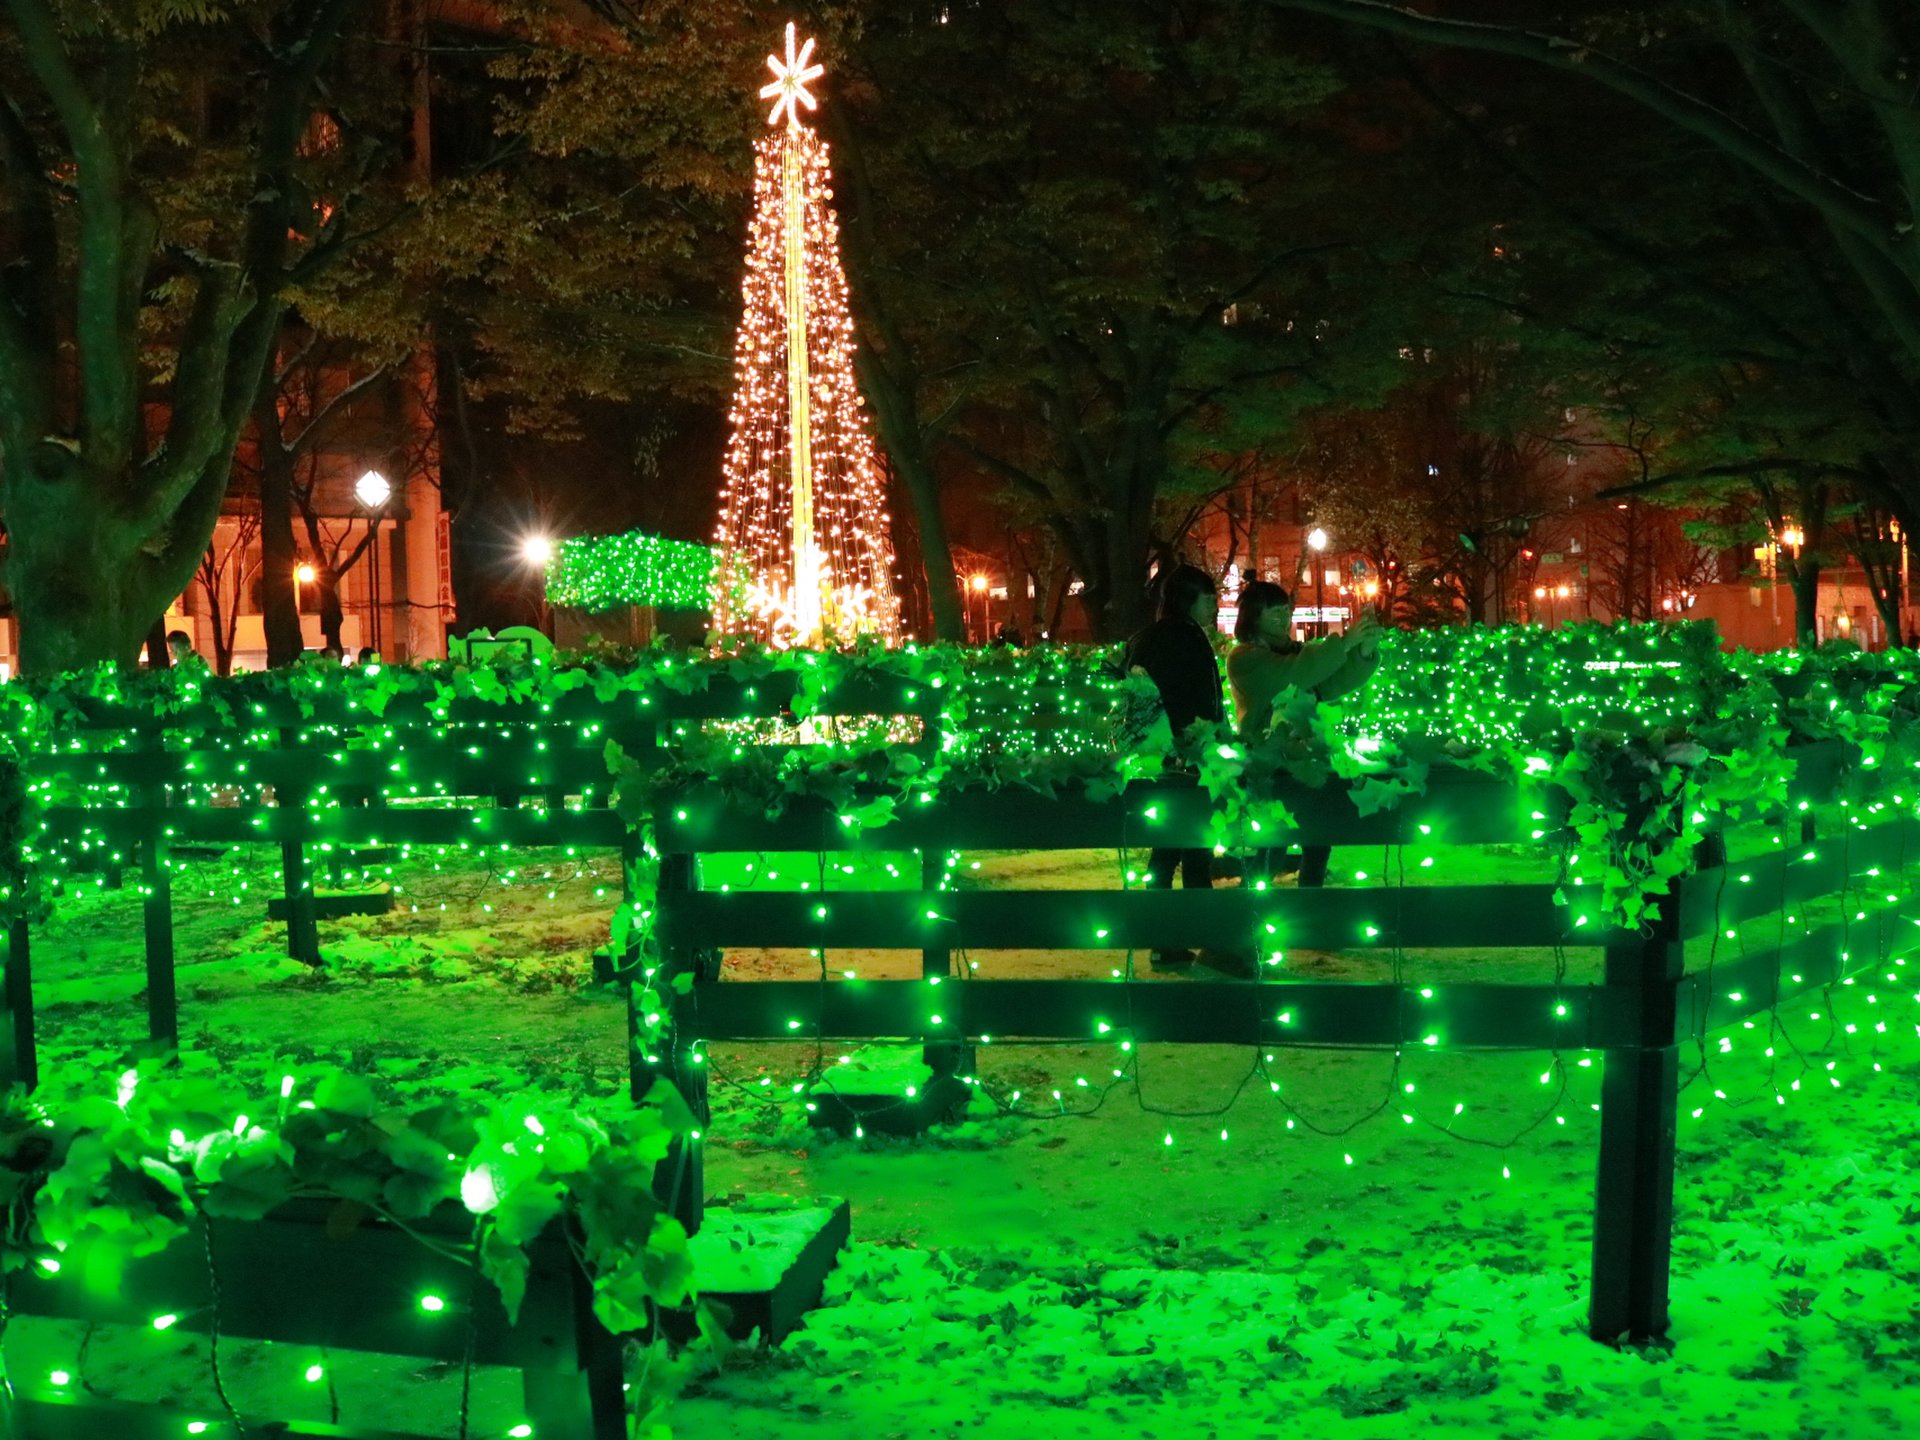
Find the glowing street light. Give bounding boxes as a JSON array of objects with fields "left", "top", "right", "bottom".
[
  {"left": 354, "top": 470, "right": 391, "bottom": 509},
  {"left": 965, "top": 572, "right": 991, "bottom": 643},
  {"left": 522, "top": 535, "right": 555, "bottom": 640},
  {"left": 1305, "top": 528, "right": 1330, "bottom": 636},
  {"left": 355, "top": 471, "right": 392, "bottom": 657},
  {"left": 293, "top": 563, "right": 316, "bottom": 640}
]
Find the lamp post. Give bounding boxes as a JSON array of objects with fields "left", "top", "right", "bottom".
[
  {"left": 1306, "top": 527, "right": 1329, "bottom": 637},
  {"left": 522, "top": 534, "right": 555, "bottom": 638},
  {"left": 294, "top": 563, "right": 315, "bottom": 649},
  {"left": 968, "top": 573, "right": 989, "bottom": 643},
  {"left": 355, "top": 470, "right": 391, "bottom": 658}
]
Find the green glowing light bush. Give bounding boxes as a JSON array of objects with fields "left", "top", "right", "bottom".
[
  {"left": 0, "top": 1064, "right": 703, "bottom": 1429},
  {"left": 544, "top": 531, "right": 718, "bottom": 613},
  {"left": 0, "top": 738, "right": 47, "bottom": 924},
  {"left": 5, "top": 620, "right": 1919, "bottom": 1416},
  {"left": 5, "top": 623, "right": 1920, "bottom": 939}
]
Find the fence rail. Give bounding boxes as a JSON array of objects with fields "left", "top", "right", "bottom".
[
  {"left": 644, "top": 737, "right": 1909, "bottom": 1345},
  {"left": 4, "top": 664, "right": 1904, "bottom": 1355}
]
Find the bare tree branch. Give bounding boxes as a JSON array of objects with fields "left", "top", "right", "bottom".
[{"left": 1263, "top": 0, "right": 1907, "bottom": 254}]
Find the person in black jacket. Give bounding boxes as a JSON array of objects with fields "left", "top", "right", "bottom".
[{"left": 1123, "top": 565, "right": 1224, "bottom": 970}]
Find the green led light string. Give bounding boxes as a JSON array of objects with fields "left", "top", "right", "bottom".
[
  {"left": 18, "top": 624, "right": 1920, "bottom": 1420},
  {"left": 1678, "top": 855, "right": 1737, "bottom": 1117},
  {"left": 543, "top": 530, "right": 718, "bottom": 614},
  {"left": 1680, "top": 795, "right": 1914, "bottom": 1123}
]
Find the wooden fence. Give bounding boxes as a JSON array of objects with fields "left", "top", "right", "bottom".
[
  {"left": 5, "top": 1201, "right": 619, "bottom": 1440},
  {"left": 2, "top": 670, "right": 1906, "bottom": 1375},
  {"left": 1, "top": 672, "right": 933, "bottom": 1439},
  {"left": 647, "top": 739, "right": 1911, "bottom": 1345}
]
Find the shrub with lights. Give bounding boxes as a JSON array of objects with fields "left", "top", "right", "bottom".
[
  {"left": 0, "top": 618, "right": 1916, "bottom": 1411},
  {"left": 543, "top": 530, "right": 718, "bottom": 616}
]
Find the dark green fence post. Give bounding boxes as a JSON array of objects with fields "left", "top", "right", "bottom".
[
  {"left": 640, "top": 846, "right": 706, "bottom": 1237},
  {"left": 1588, "top": 886, "right": 1684, "bottom": 1343},
  {"left": 1, "top": 918, "right": 35, "bottom": 1092},
  {"left": 276, "top": 732, "right": 321, "bottom": 966},
  {"left": 279, "top": 834, "right": 320, "bottom": 965},
  {"left": 141, "top": 815, "right": 179, "bottom": 1054},
  {"left": 920, "top": 847, "right": 972, "bottom": 1110},
  {"left": 522, "top": 1224, "right": 628, "bottom": 1440}
]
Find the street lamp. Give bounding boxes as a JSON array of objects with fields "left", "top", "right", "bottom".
[
  {"left": 1306, "top": 527, "right": 1329, "bottom": 637},
  {"left": 1536, "top": 583, "right": 1572, "bottom": 627},
  {"left": 522, "top": 534, "right": 555, "bottom": 637},
  {"left": 354, "top": 470, "right": 391, "bottom": 509},
  {"left": 355, "top": 470, "right": 391, "bottom": 658},
  {"left": 968, "top": 572, "right": 988, "bottom": 641},
  {"left": 294, "top": 562, "right": 316, "bottom": 643}
]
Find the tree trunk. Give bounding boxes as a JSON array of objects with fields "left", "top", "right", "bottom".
[
  {"left": 207, "top": 583, "right": 233, "bottom": 676},
  {"left": 1095, "top": 499, "right": 1155, "bottom": 642},
  {"left": 254, "top": 394, "right": 307, "bottom": 665},
  {"left": 890, "top": 447, "right": 964, "bottom": 642},
  {"left": 1790, "top": 560, "right": 1821, "bottom": 646},
  {"left": 6, "top": 445, "right": 171, "bottom": 672},
  {"left": 1867, "top": 580, "right": 1901, "bottom": 649},
  {"left": 144, "top": 618, "right": 171, "bottom": 669},
  {"left": 317, "top": 565, "right": 344, "bottom": 652},
  {"left": 1047, "top": 569, "right": 1072, "bottom": 640},
  {"left": 828, "top": 106, "right": 966, "bottom": 645}
]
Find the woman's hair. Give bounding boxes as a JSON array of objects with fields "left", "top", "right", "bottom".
[
  {"left": 1234, "top": 579, "right": 1294, "bottom": 641},
  {"left": 1156, "top": 564, "right": 1217, "bottom": 621}
]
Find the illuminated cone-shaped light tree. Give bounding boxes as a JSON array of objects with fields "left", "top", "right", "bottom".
[{"left": 713, "top": 24, "right": 901, "bottom": 646}]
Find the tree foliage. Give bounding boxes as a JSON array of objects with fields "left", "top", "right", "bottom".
[{"left": 0, "top": 0, "right": 405, "bottom": 671}]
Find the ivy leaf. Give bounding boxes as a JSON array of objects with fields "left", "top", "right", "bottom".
[
  {"left": 381, "top": 1168, "right": 446, "bottom": 1219},
  {"left": 542, "top": 1130, "right": 592, "bottom": 1175},
  {"left": 481, "top": 1224, "right": 533, "bottom": 1322},
  {"left": 493, "top": 1178, "right": 564, "bottom": 1246},
  {"left": 313, "top": 1073, "right": 378, "bottom": 1118}
]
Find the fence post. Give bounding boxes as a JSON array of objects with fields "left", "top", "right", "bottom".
[
  {"left": 1, "top": 918, "right": 35, "bottom": 1092},
  {"left": 1588, "top": 886, "right": 1684, "bottom": 1343},
  {"left": 920, "top": 848, "right": 972, "bottom": 1108},
  {"left": 279, "top": 836, "right": 321, "bottom": 965},
  {"left": 639, "top": 845, "right": 706, "bottom": 1237},
  {"left": 276, "top": 731, "right": 321, "bottom": 966},
  {"left": 141, "top": 814, "right": 179, "bottom": 1054},
  {"left": 523, "top": 1226, "right": 627, "bottom": 1440}
]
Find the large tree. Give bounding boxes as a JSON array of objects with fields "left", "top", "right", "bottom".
[
  {"left": 836, "top": 0, "right": 1408, "bottom": 641},
  {"left": 1264, "top": 0, "right": 1920, "bottom": 543},
  {"left": 0, "top": 0, "right": 381, "bottom": 673}
]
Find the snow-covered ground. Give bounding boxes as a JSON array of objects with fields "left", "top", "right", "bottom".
[{"left": 14, "top": 838, "right": 1918, "bottom": 1438}]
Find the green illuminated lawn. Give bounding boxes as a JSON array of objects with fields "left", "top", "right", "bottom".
[{"left": 12, "top": 830, "right": 1919, "bottom": 1438}]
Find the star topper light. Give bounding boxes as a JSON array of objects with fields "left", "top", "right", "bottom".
[{"left": 760, "top": 21, "right": 824, "bottom": 129}]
